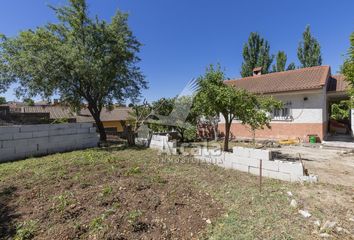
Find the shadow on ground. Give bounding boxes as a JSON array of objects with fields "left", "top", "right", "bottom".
[
  {"left": 0, "top": 186, "right": 19, "bottom": 239},
  {"left": 272, "top": 151, "right": 314, "bottom": 162}
]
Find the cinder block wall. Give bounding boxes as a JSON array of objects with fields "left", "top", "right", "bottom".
[
  {"left": 196, "top": 146, "right": 305, "bottom": 182},
  {"left": 0, "top": 123, "right": 99, "bottom": 163}
]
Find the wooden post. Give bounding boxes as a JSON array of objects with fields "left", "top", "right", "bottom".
[{"left": 259, "top": 159, "right": 262, "bottom": 193}]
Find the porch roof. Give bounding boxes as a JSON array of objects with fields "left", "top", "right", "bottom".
[{"left": 327, "top": 75, "right": 349, "bottom": 92}]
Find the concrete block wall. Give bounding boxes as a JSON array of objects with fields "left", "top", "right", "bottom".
[
  {"left": 149, "top": 135, "right": 177, "bottom": 154},
  {"left": 196, "top": 147, "right": 305, "bottom": 182},
  {"left": 0, "top": 123, "right": 99, "bottom": 162}
]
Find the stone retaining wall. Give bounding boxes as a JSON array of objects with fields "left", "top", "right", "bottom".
[{"left": 0, "top": 123, "right": 99, "bottom": 162}]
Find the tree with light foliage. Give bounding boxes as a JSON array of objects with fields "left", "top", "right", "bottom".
[
  {"left": 195, "top": 65, "right": 282, "bottom": 151},
  {"left": 0, "top": 0, "right": 146, "bottom": 141}
]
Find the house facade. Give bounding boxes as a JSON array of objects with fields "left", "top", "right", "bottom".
[{"left": 219, "top": 66, "right": 353, "bottom": 142}]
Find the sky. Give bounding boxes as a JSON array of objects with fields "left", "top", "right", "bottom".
[{"left": 0, "top": 0, "right": 353, "bottom": 103}]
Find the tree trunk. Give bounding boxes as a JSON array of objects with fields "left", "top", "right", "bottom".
[
  {"left": 93, "top": 113, "right": 107, "bottom": 142},
  {"left": 213, "top": 123, "right": 218, "bottom": 141},
  {"left": 88, "top": 106, "right": 107, "bottom": 142},
  {"left": 223, "top": 121, "right": 231, "bottom": 151},
  {"left": 125, "top": 125, "right": 135, "bottom": 146},
  {"left": 179, "top": 130, "right": 185, "bottom": 142},
  {"left": 252, "top": 128, "right": 256, "bottom": 147}
]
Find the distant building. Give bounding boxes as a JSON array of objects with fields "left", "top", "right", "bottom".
[{"left": 4, "top": 104, "right": 133, "bottom": 134}]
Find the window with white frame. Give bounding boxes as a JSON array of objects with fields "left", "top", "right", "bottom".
[{"left": 272, "top": 101, "right": 292, "bottom": 120}]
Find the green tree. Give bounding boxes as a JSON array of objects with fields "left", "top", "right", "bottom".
[
  {"left": 287, "top": 62, "right": 296, "bottom": 70},
  {"left": 196, "top": 65, "right": 281, "bottom": 151},
  {"left": 272, "top": 51, "right": 287, "bottom": 72},
  {"left": 150, "top": 96, "right": 199, "bottom": 142},
  {"left": 0, "top": 96, "right": 6, "bottom": 105},
  {"left": 330, "top": 100, "right": 351, "bottom": 120},
  {"left": 342, "top": 32, "right": 354, "bottom": 101},
  {"left": 272, "top": 51, "right": 296, "bottom": 72},
  {"left": 127, "top": 100, "right": 152, "bottom": 145},
  {"left": 241, "top": 32, "right": 274, "bottom": 77},
  {"left": 0, "top": 0, "right": 146, "bottom": 141},
  {"left": 297, "top": 26, "right": 322, "bottom": 68},
  {"left": 23, "top": 98, "right": 35, "bottom": 106},
  {"left": 172, "top": 96, "right": 199, "bottom": 142}
]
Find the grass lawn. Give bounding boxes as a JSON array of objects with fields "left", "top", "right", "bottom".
[{"left": 0, "top": 146, "right": 353, "bottom": 239}]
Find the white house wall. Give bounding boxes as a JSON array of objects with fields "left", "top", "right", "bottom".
[{"left": 219, "top": 90, "right": 326, "bottom": 124}]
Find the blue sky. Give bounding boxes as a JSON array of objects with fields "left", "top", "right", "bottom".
[{"left": 1, "top": 0, "right": 353, "bottom": 102}]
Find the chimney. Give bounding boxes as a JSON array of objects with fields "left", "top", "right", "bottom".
[{"left": 252, "top": 67, "right": 262, "bottom": 76}]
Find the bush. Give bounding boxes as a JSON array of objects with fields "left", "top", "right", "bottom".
[{"left": 183, "top": 125, "right": 197, "bottom": 142}]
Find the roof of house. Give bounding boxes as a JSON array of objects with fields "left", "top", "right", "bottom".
[
  {"left": 13, "top": 105, "right": 132, "bottom": 122},
  {"left": 80, "top": 107, "right": 132, "bottom": 122},
  {"left": 225, "top": 65, "right": 330, "bottom": 94},
  {"left": 327, "top": 74, "right": 349, "bottom": 92},
  {"left": 22, "top": 106, "right": 76, "bottom": 119}
]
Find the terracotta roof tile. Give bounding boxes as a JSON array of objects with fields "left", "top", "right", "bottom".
[
  {"left": 327, "top": 74, "right": 349, "bottom": 92},
  {"left": 225, "top": 65, "right": 330, "bottom": 94}
]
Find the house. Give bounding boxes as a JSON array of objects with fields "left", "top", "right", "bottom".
[
  {"left": 221, "top": 65, "right": 353, "bottom": 142},
  {"left": 6, "top": 105, "right": 133, "bottom": 134}
]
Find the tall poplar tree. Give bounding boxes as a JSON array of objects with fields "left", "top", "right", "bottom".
[
  {"left": 297, "top": 26, "right": 322, "bottom": 68},
  {"left": 240, "top": 32, "right": 274, "bottom": 77},
  {"left": 272, "top": 51, "right": 296, "bottom": 72}
]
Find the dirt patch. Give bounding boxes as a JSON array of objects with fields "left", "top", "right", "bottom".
[
  {"left": 0, "top": 149, "right": 222, "bottom": 240},
  {"left": 271, "top": 145, "right": 354, "bottom": 186}
]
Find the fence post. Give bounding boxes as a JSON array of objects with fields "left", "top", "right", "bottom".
[{"left": 259, "top": 159, "right": 262, "bottom": 193}]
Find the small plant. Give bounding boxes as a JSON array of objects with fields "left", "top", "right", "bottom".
[
  {"left": 100, "top": 186, "right": 113, "bottom": 197},
  {"left": 127, "top": 210, "right": 142, "bottom": 223},
  {"left": 14, "top": 220, "right": 38, "bottom": 240},
  {"left": 89, "top": 214, "right": 107, "bottom": 233},
  {"left": 53, "top": 192, "right": 73, "bottom": 212},
  {"left": 126, "top": 166, "right": 142, "bottom": 175},
  {"left": 111, "top": 202, "right": 121, "bottom": 210},
  {"left": 152, "top": 175, "right": 168, "bottom": 184}
]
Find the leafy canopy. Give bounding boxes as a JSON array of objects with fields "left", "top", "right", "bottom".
[
  {"left": 342, "top": 32, "right": 354, "bottom": 102},
  {"left": 297, "top": 25, "right": 322, "bottom": 68},
  {"left": 241, "top": 32, "right": 274, "bottom": 77},
  {"left": 195, "top": 65, "right": 282, "bottom": 150},
  {"left": 0, "top": 0, "right": 147, "bottom": 141},
  {"left": 272, "top": 51, "right": 296, "bottom": 72},
  {"left": 0, "top": 96, "right": 6, "bottom": 105}
]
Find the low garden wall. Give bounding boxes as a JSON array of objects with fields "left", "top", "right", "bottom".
[
  {"left": 0, "top": 123, "right": 99, "bottom": 162},
  {"left": 149, "top": 135, "right": 177, "bottom": 154},
  {"left": 195, "top": 146, "right": 312, "bottom": 182}
]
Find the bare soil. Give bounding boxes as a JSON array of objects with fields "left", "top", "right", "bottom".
[
  {"left": 271, "top": 145, "right": 354, "bottom": 186},
  {"left": 0, "top": 148, "right": 222, "bottom": 240}
]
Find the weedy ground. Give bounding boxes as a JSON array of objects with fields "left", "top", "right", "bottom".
[{"left": 0, "top": 145, "right": 353, "bottom": 239}]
